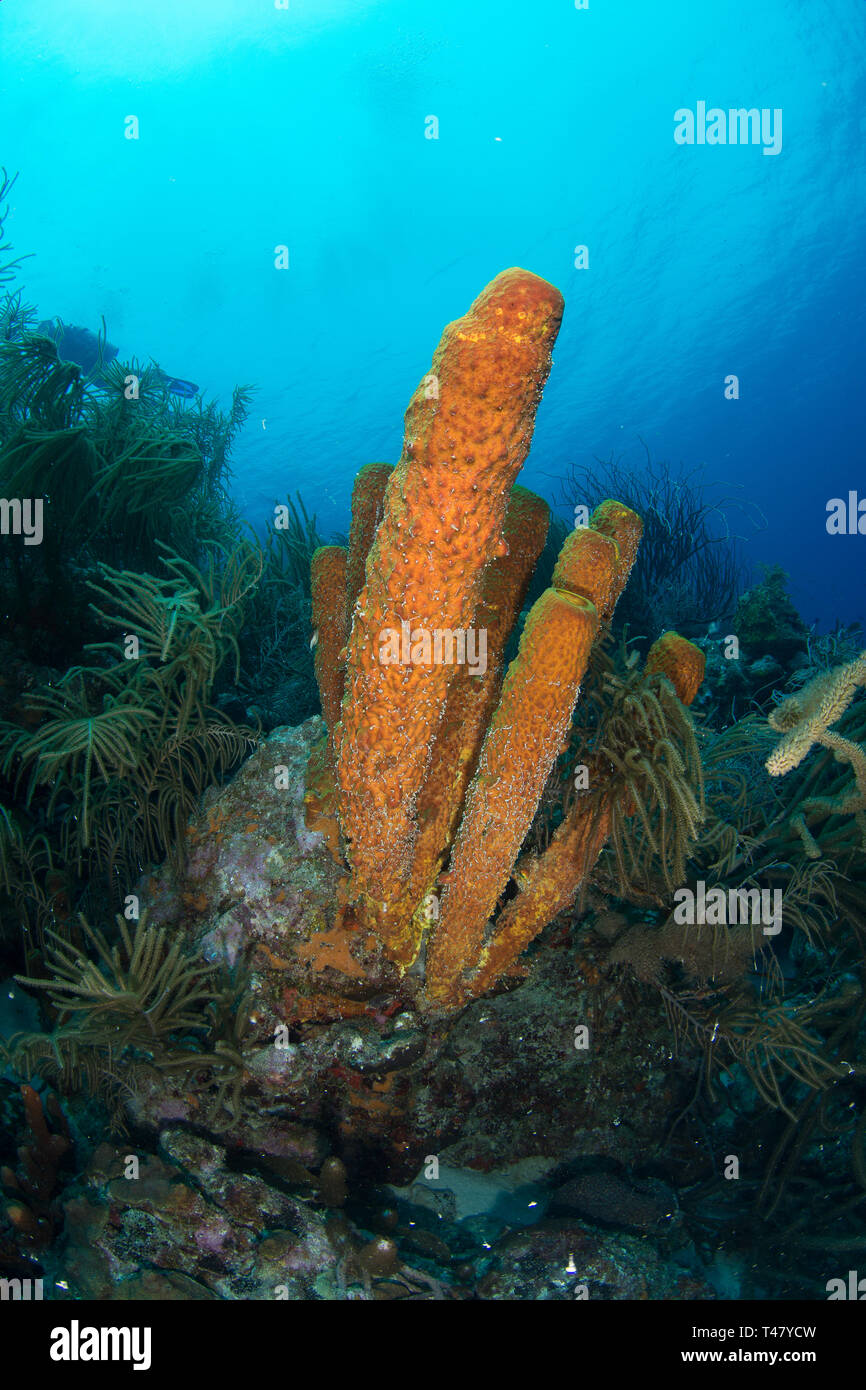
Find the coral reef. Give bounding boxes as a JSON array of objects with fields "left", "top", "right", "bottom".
[
  {"left": 60, "top": 1130, "right": 451, "bottom": 1300},
  {"left": 0, "top": 544, "right": 260, "bottom": 950},
  {"left": 3, "top": 240, "right": 864, "bottom": 1304},
  {"left": 734, "top": 564, "right": 808, "bottom": 662}
]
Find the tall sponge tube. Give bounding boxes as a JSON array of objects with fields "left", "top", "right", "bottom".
[
  {"left": 310, "top": 544, "right": 349, "bottom": 748},
  {"left": 334, "top": 269, "right": 564, "bottom": 960},
  {"left": 427, "top": 588, "right": 598, "bottom": 1006}
]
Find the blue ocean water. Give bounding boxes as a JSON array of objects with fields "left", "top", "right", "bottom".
[{"left": 2, "top": 0, "right": 863, "bottom": 627}]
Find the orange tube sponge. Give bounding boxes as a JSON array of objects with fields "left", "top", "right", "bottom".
[
  {"left": 345, "top": 463, "right": 394, "bottom": 622},
  {"left": 310, "top": 545, "right": 348, "bottom": 742},
  {"left": 469, "top": 792, "right": 614, "bottom": 999},
  {"left": 469, "top": 631, "right": 701, "bottom": 998},
  {"left": 645, "top": 631, "right": 706, "bottom": 706},
  {"left": 334, "top": 269, "right": 564, "bottom": 961},
  {"left": 439, "top": 503, "right": 644, "bottom": 1000},
  {"left": 427, "top": 588, "right": 598, "bottom": 1006},
  {"left": 589, "top": 499, "right": 643, "bottom": 618},
  {"left": 551, "top": 525, "right": 619, "bottom": 613},
  {"left": 407, "top": 485, "right": 550, "bottom": 915}
]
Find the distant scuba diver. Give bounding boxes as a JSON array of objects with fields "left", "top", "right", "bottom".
[{"left": 36, "top": 318, "right": 199, "bottom": 399}]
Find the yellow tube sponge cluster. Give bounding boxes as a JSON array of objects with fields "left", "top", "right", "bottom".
[
  {"left": 333, "top": 269, "right": 564, "bottom": 959},
  {"left": 427, "top": 588, "right": 598, "bottom": 1005},
  {"left": 423, "top": 507, "right": 639, "bottom": 1003},
  {"left": 470, "top": 794, "right": 614, "bottom": 1000},
  {"left": 407, "top": 484, "right": 550, "bottom": 919},
  {"left": 551, "top": 525, "right": 619, "bottom": 614},
  {"left": 298, "top": 268, "right": 714, "bottom": 1021},
  {"left": 466, "top": 626, "right": 706, "bottom": 998}
]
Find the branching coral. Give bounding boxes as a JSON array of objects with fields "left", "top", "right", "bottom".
[
  {"left": 235, "top": 492, "right": 327, "bottom": 725},
  {"left": 764, "top": 651, "right": 866, "bottom": 864},
  {"left": 657, "top": 984, "right": 851, "bottom": 1120},
  {"left": 0, "top": 211, "right": 261, "bottom": 946},
  {"left": 0, "top": 544, "right": 260, "bottom": 935},
  {"left": 87, "top": 539, "right": 263, "bottom": 725},
  {"left": 766, "top": 651, "right": 866, "bottom": 779},
  {"left": 15, "top": 911, "right": 222, "bottom": 1045},
  {"left": 0, "top": 169, "right": 30, "bottom": 294},
  {"left": 0, "top": 239, "right": 253, "bottom": 709},
  {"left": 2, "top": 685, "right": 156, "bottom": 846},
  {"left": 5, "top": 913, "right": 254, "bottom": 1132},
  {"left": 0, "top": 335, "right": 250, "bottom": 571},
  {"left": 1, "top": 1084, "right": 71, "bottom": 1249},
  {"left": 600, "top": 650, "right": 866, "bottom": 1137}
]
